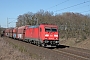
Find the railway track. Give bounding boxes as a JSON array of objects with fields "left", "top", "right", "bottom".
[
  {"left": 52, "top": 47, "right": 90, "bottom": 60},
  {"left": 43, "top": 44, "right": 90, "bottom": 60},
  {"left": 2, "top": 37, "right": 90, "bottom": 60}
]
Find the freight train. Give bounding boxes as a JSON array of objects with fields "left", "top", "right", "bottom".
[{"left": 4, "top": 24, "right": 59, "bottom": 47}]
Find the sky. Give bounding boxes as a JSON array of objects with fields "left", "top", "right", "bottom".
[{"left": 0, "top": 0, "right": 90, "bottom": 28}]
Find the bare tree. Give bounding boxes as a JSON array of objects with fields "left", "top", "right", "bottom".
[{"left": 16, "top": 10, "right": 90, "bottom": 41}]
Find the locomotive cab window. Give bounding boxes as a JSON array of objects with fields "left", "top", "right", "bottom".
[
  {"left": 45, "top": 28, "right": 51, "bottom": 32},
  {"left": 45, "top": 28, "right": 57, "bottom": 32},
  {"left": 52, "top": 28, "right": 57, "bottom": 32}
]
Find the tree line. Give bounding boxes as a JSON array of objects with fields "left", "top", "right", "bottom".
[{"left": 16, "top": 9, "right": 90, "bottom": 42}]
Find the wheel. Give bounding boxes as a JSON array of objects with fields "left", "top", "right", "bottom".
[
  {"left": 36, "top": 41, "right": 38, "bottom": 46},
  {"left": 33, "top": 41, "right": 35, "bottom": 44},
  {"left": 37, "top": 41, "right": 42, "bottom": 47},
  {"left": 41, "top": 43, "right": 47, "bottom": 48}
]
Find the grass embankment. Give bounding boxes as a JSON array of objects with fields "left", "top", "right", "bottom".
[{"left": 6, "top": 39, "right": 42, "bottom": 60}]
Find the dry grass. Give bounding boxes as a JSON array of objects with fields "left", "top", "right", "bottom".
[
  {"left": 0, "top": 37, "right": 35, "bottom": 60},
  {"left": 74, "top": 38, "right": 90, "bottom": 50},
  {"left": 60, "top": 38, "right": 90, "bottom": 50}
]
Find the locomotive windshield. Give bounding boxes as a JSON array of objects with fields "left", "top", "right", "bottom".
[
  {"left": 45, "top": 28, "right": 57, "bottom": 32},
  {"left": 52, "top": 28, "right": 57, "bottom": 32}
]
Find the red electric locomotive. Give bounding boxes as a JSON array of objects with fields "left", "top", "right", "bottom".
[{"left": 25, "top": 24, "right": 59, "bottom": 47}]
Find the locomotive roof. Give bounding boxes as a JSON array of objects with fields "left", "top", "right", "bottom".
[
  {"left": 29, "top": 25, "right": 39, "bottom": 28},
  {"left": 29, "top": 24, "right": 57, "bottom": 28}
]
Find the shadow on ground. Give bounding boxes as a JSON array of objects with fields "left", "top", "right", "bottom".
[
  {"left": 47, "top": 45, "right": 70, "bottom": 49},
  {"left": 57, "top": 45, "right": 69, "bottom": 48}
]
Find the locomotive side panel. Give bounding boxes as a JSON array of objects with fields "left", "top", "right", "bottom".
[
  {"left": 25, "top": 26, "right": 39, "bottom": 43},
  {"left": 25, "top": 27, "right": 33, "bottom": 39},
  {"left": 32, "top": 27, "right": 39, "bottom": 40}
]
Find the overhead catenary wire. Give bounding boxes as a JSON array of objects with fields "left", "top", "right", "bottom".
[
  {"left": 68, "top": 4, "right": 90, "bottom": 12},
  {"left": 46, "top": 0, "right": 69, "bottom": 10},
  {"left": 80, "top": 10, "right": 90, "bottom": 14},
  {"left": 54, "top": 0, "right": 90, "bottom": 12},
  {"left": 7, "top": 18, "right": 17, "bottom": 28},
  {"left": 8, "top": 18, "right": 17, "bottom": 24}
]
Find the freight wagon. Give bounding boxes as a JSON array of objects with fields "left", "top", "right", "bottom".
[
  {"left": 17, "top": 25, "right": 29, "bottom": 40},
  {"left": 5, "top": 28, "right": 10, "bottom": 37},
  {"left": 9, "top": 28, "right": 13, "bottom": 38},
  {"left": 13, "top": 27, "right": 18, "bottom": 39},
  {"left": 5, "top": 28, "right": 13, "bottom": 38}
]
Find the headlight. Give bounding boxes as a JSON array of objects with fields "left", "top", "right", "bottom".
[
  {"left": 56, "top": 41, "right": 59, "bottom": 43},
  {"left": 45, "top": 40, "right": 49, "bottom": 43},
  {"left": 54, "top": 34, "right": 58, "bottom": 37},
  {"left": 45, "top": 34, "right": 49, "bottom": 37}
]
